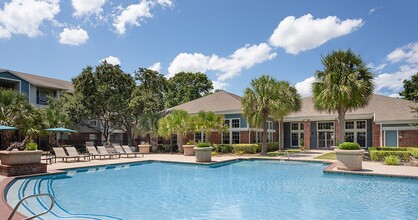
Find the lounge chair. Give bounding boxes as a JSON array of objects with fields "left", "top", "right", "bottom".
[
  {"left": 97, "top": 146, "right": 121, "bottom": 159},
  {"left": 86, "top": 146, "right": 115, "bottom": 160},
  {"left": 66, "top": 146, "right": 91, "bottom": 161},
  {"left": 122, "top": 145, "right": 144, "bottom": 158},
  {"left": 52, "top": 147, "right": 81, "bottom": 162},
  {"left": 114, "top": 145, "right": 143, "bottom": 158}
]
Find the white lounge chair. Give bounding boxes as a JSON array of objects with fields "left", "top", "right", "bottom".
[
  {"left": 65, "top": 146, "right": 91, "bottom": 161},
  {"left": 86, "top": 146, "right": 115, "bottom": 160},
  {"left": 122, "top": 145, "right": 144, "bottom": 158},
  {"left": 52, "top": 147, "right": 80, "bottom": 162},
  {"left": 97, "top": 146, "right": 121, "bottom": 159}
]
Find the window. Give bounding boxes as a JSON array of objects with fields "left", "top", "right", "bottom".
[
  {"left": 222, "top": 132, "right": 230, "bottom": 144},
  {"left": 224, "top": 119, "right": 230, "bottom": 128},
  {"left": 89, "top": 120, "right": 97, "bottom": 127},
  {"left": 171, "top": 134, "right": 177, "bottom": 145},
  {"left": 231, "top": 119, "right": 240, "bottom": 128},
  {"left": 89, "top": 134, "right": 96, "bottom": 140},
  {"left": 345, "top": 120, "right": 367, "bottom": 147},
  {"left": 291, "top": 122, "right": 304, "bottom": 147},
  {"left": 318, "top": 122, "right": 334, "bottom": 130},
  {"left": 36, "top": 90, "right": 50, "bottom": 105},
  {"left": 194, "top": 132, "right": 206, "bottom": 143},
  {"left": 232, "top": 131, "right": 240, "bottom": 144},
  {"left": 267, "top": 121, "right": 273, "bottom": 130}
]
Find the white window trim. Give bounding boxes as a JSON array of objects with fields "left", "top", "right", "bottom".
[
  {"left": 194, "top": 132, "right": 206, "bottom": 143},
  {"left": 222, "top": 118, "right": 241, "bottom": 144},
  {"left": 291, "top": 122, "right": 304, "bottom": 147},
  {"left": 345, "top": 120, "right": 367, "bottom": 147}
]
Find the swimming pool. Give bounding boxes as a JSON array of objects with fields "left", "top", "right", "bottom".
[{"left": 5, "top": 160, "right": 418, "bottom": 219}]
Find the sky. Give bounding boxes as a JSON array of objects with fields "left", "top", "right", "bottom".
[{"left": 1, "top": 0, "right": 418, "bottom": 97}]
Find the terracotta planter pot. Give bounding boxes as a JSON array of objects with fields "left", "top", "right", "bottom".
[
  {"left": 194, "top": 147, "right": 213, "bottom": 162},
  {"left": 183, "top": 145, "right": 196, "bottom": 156},
  {"left": 334, "top": 149, "right": 365, "bottom": 171},
  {"left": 138, "top": 145, "right": 151, "bottom": 154},
  {"left": 0, "top": 150, "right": 43, "bottom": 165}
]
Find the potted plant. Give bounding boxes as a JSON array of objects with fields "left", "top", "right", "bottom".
[
  {"left": 183, "top": 140, "right": 196, "bottom": 156},
  {"left": 0, "top": 137, "right": 43, "bottom": 165},
  {"left": 334, "top": 142, "right": 365, "bottom": 171},
  {"left": 194, "top": 142, "right": 213, "bottom": 162},
  {"left": 138, "top": 141, "right": 151, "bottom": 154}
]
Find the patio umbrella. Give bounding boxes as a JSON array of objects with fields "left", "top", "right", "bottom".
[{"left": 44, "top": 127, "right": 77, "bottom": 146}]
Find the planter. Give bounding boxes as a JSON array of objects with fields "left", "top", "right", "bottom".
[
  {"left": 0, "top": 150, "right": 43, "bottom": 165},
  {"left": 138, "top": 145, "right": 151, "bottom": 154},
  {"left": 334, "top": 149, "right": 365, "bottom": 171},
  {"left": 183, "top": 145, "right": 196, "bottom": 156},
  {"left": 194, "top": 147, "right": 213, "bottom": 162}
]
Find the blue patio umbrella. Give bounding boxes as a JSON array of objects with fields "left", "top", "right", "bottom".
[
  {"left": 44, "top": 127, "right": 77, "bottom": 146},
  {"left": 0, "top": 125, "right": 18, "bottom": 130}
]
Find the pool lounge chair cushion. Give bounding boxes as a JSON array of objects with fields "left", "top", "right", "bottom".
[
  {"left": 122, "top": 145, "right": 144, "bottom": 158},
  {"left": 52, "top": 147, "right": 81, "bottom": 162},
  {"left": 66, "top": 146, "right": 91, "bottom": 161}
]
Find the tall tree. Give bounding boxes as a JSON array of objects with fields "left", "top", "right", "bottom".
[
  {"left": 312, "top": 49, "right": 374, "bottom": 145},
  {"left": 399, "top": 72, "right": 418, "bottom": 102},
  {"left": 165, "top": 72, "right": 213, "bottom": 108},
  {"left": 158, "top": 110, "right": 195, "bottom": 152},
  {"left": 195, "top": 111, "right": 226, "bottom": 142},
  {"left": 70, "top": 62, "right": 136, "bottom": 142},
  {"left": 242, "top": 75, "right": 301, "bottom": 154}
]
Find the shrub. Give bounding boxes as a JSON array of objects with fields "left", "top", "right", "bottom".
[
  {"left": 232, "top": 144, "right": 258, "bottom": 154},
  {"left": 156, "top": 144, "right": 178, "bottom": 153},
  {"left": 370, "top": 150, "right": 410, "bottom": 161},
  {"left": 213, "top": 144, "right": 233, "bottom": 153},
  {"left": 211, "top": 151, "right": 218, "bottom": 156},
  {"left": 384, "top": 155, "right": 400, "bottom": 165},
  {"left": 185, "top": 140, "right": 194, "bottom": 145},
  {"left": 338, "top": 142, "right": 360, "bottom": 150},
  {"left": 235, "top": 150, "right": 245, "bottom": 155},
  {"left": 256, "top": 142, "right": 280, "bottom": 152},
  {"left": 25, "top": 142, "right": 38, "bottom": 150},
  {"left": 196, "top": 142, "right": 211, "bottom": 148},
  {"left": 407, "top": 148, "right": 418, "bottom": 158}
]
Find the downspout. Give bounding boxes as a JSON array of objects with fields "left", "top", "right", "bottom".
[{"left": 380, "top": 123, "right": 383, "bottom": 147}]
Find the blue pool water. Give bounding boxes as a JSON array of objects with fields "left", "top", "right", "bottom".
[{"left": 5, "top": 160, "right": 418, "bottom": 219}]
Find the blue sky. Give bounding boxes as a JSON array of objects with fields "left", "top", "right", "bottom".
[{"left": 1, "top": 0, "right": 418, "bottom": 97}]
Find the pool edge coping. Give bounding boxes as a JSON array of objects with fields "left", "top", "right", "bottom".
[{"left": 1, "top": 157, "right": 417, "bottom": 218}]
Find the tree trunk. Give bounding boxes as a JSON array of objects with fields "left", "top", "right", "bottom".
[
  {"left": 337, "top": 108, "right": 346, "bottom": 146},
  {"left": 178, "top": 134, "right": 184, "bottom": 153},
  {"left": 126, "top": 125, "right": 132, "bottom": 146},
  {"left": 261, "top": 112, "right": 268, "bottom": 155},
  {"left": 279, "top": 118, "right": 284, "bottom": 151}
]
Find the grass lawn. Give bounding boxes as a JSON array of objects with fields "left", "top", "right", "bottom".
[
  {"left": 267, "top": 149, "right": 301, "bottom": 157},
  {"left": 314, "top": 152, "right": 336, "bottom": 160}
]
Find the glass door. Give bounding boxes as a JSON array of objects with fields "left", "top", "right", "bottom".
[{"left": 318, "top": 131, "right": 334, "bottom": 148}]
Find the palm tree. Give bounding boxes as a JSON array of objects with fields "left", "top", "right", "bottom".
[
  {"left": 158, "top": 110, "right": 195, "bottom": 152},
  {"left": 242, "top": 75, "right": 301, "bottom": 155},
  {"left": 312, "top": 49, "right": 374, "bottom": 145},
  {"left": 136, "top": 112, "right": 163, "bottom": 150},
  {"left": 195, "top": 111, "right": 226, "bottom": 143}
]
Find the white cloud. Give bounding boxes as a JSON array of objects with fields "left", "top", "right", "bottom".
[
  {"left": 157, "top": 0, "right": 174, "bottom": 8},
  {"left": 367, "top": 63, "right": 387, "bottom": 73},
  {"left": 295, "top": 76, "right": 315, "bottom": 97},
  {"left": 268, "top": 14, "right": 363, "bottom": 55},
  {"left": 148, "top": 62, "right": 162, "bottom": 72},
  {"left": 212, "top": 81, "right": 228, "bottom": 91},
  {"left": 0, "top": 0, "right": 60, "bottom": 39},
  {"left": 113, "top": 0, "right": 153, "bottom": 35},
  {"left": 72, "top": 0, "right": 106, "bottom": 17},
  {"left": 168, "top": 43, "right": 277, "bottom": 81},
  {"left": 369, "top": 8, "right": 376, "bottom": 15},
  {"left": 386, "top": 42, "right": 418, "bottom": 64},
  {"left": 100, "top": 56, "right": 121, "bottom": 65},
  {"left": 59, "top": 28, "right": 89, "bottom": 46},
  {"left": 374, "top": 64, "right": 418, "bottom": 95}
]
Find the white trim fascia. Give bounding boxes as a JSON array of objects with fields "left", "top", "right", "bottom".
[
  {"left": 381, "top": 126, "right": 418, "bottom": 131},
  {"left": 377, "top": 120, "right": 416, "bottom": 124},
  {"left": 248, "top": 128, "right": 276, "bottom": 132},
  {"left": 0, "top": 76, "right": 22, "bottom": 93},
  {"left": 214, "top": 110, "right": 242, "bottom": 115},
  {"left": 283, "top": 113, "right": 374, "bottom": 122}
]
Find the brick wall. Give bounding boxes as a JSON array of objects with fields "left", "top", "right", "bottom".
[
  {"left": 303, "top": 120, "right": 311, "bottom": 150},
  {"left": 0, "top": 163, "right": 47, "bottom": 177},
  {"left": 399, "top": 130, "right": 418, "bottom": 147},
  {"left": 240, "top": 131, "right": 250, "bottom": 144},
  {"left": 208, "top": 132, "right": 222, "bottom": 144},
  {"left": 372, "top": 122, "right": 381, "bottom": 147}
]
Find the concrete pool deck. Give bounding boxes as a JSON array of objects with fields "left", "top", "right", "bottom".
[{"left": 1, "top": 150, "right": 418, "bottom": 219}]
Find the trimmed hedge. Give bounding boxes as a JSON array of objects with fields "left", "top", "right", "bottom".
[
  {"left": 369, "top": 147, "right": 411, "bottom": 161},
  {"left": 196, "top": 143, "right": 211, "bottom": 148},
  {"left": 385, "top": 155, "right": 400, "bottom": 165},
  {"left": 232, "top": 144, "right": 259, "bottom": 154},
  {"left": 257, "top": 142, "right": 280, "bottom": 152},
  {"left": 407, "top": 148, "right": 418, "bottom": 158},
  {"left": 338, "top": 142, "right": 360, "bottom": 150},
  {"left": 213, "top": 144, "right": 234, "bottom": 153}
]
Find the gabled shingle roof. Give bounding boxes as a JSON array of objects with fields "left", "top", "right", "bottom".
[
  {"left": 168, "top": 90, "right": 242, "bottom": 114},
  {"left": 0, "top": 68, "right": 74, "bottom": 91},
  {"left": 286, "top": 94, "right": 418, "bottom": 123}
]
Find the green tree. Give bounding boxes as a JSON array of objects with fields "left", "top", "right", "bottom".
[
  {"left": 136, "top": 112, "right": 163, "bottom": 149},
  {"left": 158, "top": 110, "right": 195, "bottom": 152},
  {"left": 399, "top": 72, "right": 418, "bottom": 102},
  {"left": 42, "top": 95, "right": 73, "bottom": 145},
  {"left": 70, "top": 62, "right": 136, "bottom": 142},
  {"left": 195, "top": 111, "right": 226, "bottom": 142},
  {"left": 312, "top": 49, "right": 374, "bottom": 145},
  {"left": 165, "top": 72, "right": 213, "bottom": 108},
  {"left": 242, "top": 75, "right": 301, "bottom": 154}
]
